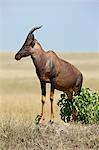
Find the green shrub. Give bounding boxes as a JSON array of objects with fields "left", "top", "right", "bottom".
[
  {"left": 35, "top": 115, "right": 41, "bottom": 125},
  {"left": 57, "top": 88, "right": 99, "bottom": 124}
]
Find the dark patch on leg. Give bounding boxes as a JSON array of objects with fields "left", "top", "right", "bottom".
[
  {"left": 40, "top": 81, "right": 46, "bottom": 123},
  {"left": 74, "top": 74, "right": 83, "bottom": 96},
  {"left": 40, "top": 80, "right": 46, "bottom": 96}
]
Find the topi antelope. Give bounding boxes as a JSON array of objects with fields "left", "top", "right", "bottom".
[{"left": 15, "top": 26, "right": 83, "bottom": 123}]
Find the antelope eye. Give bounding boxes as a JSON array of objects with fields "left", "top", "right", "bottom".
[{"left": 31, "top": 42, "right": 35, "bottom": 48}]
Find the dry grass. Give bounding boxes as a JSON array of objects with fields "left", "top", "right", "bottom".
[
  {"left": 0, "top": 51, "right": 99, "bottom": 149},
  {"left": 0, "top": 119, "right": 99, "bottom": 150}
]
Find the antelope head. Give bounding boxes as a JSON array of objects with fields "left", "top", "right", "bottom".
[{"left": 15, "top": 26, "right": 42, "bottom": 60}]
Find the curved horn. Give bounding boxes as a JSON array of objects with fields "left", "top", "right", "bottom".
[{"left": 29, "top": 25, "right": 43, "bottom": 34}]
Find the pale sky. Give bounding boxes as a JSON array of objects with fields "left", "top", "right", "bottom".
[{"left": 0, "top": 0, "right": 98, "bottom": 52}]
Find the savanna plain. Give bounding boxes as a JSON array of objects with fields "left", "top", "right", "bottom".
[{"left": 0, "top": 52, "right": 99, "bottom": 150}]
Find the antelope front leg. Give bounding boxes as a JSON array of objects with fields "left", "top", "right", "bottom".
[
  {"left": 50, "top": 78, "right": 55, "bottom": 124},
  {"left": 40, "top": 81, "right": 46, "bottom": 123}
]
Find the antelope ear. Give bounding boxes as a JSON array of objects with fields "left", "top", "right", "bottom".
[{"left": 32, "top": 34, "right": 34, "bottom": 40}]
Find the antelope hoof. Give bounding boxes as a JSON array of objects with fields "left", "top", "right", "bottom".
[
  {"left": 39, "top": 116, "right": 45, "bottom": 124},
  {"left": 49, "top": 120, "right": 54, "bottom": 124}
]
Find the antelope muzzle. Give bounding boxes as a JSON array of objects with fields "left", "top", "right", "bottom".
[
  {"left": 15, "top": 48, "right": 31, "bottom": 61},
  {"left": 15, "top": 51, "right": 21, "bottom": 60}
]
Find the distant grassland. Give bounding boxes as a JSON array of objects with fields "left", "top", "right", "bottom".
[{"left": 0, "top": 52, "right": 99, "bottom": 122}]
